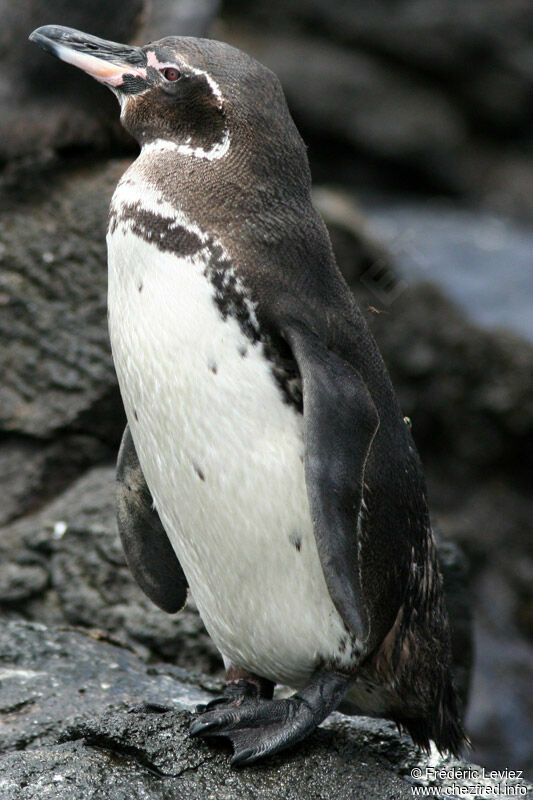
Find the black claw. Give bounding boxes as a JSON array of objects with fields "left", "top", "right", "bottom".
[
  {"left": 190, "top": 717, "right": 216, "bottom": 737},
  {"left": 231, "top": 747, "right": 255, "bottom": 766},
  {"left": 195, "top": 696, "right": 228, "bottom": 714},
  {"left": 193, "top": 679, "right": 264, "bottom": 719}
]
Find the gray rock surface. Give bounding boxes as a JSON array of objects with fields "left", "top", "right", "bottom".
[
  {"left": 3, "top": 621, "right": 528, "bottom": 800},
  {"left": 0, "top": 435, "right": 110, "bottom": 526},
  {"left": 223, "top": 0, "right": 533, "bottom": 130},
  {"left": 365, "top": 202, "right": 533, "bottom": 344},
  {"left": 468, "top": 568, "right": 533, "bottom": 776},
  {"left": 0, "top": 466, "right": 221, "bottom": 674},
  {"left": 0, "top": 160, "right": 127, "bottom": 524},
  {"left": 0, "top": 160, "right": 125, "bottom": 440},
  {"left": 218, "top": 1, "right": 533, "bottom": 217},
  {"left": 0, "top": 621, "right": 209, "bottom": 754}
]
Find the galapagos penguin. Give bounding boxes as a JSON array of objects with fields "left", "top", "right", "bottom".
[{"left": 30, "top": 25, "right": 466, "bottom": 765}]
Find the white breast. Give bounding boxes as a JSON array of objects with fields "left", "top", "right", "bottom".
[{"left": 107, "top": 165, "right": 352, "bottom": 688}]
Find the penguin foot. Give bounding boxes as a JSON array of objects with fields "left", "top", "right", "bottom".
[
  {"left": 195, "top": 677, "right": 272, "bottom": 714},
  {"left": 190, "top": 670, "right": 352, "bottom": 765}
]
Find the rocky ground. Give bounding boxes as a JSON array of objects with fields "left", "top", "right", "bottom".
[
  {"left": 1, "top": 0, "right": 533, "bottom": 794},
  {"left": 6, "top": 622, "right": 527, "bottom": 800}
]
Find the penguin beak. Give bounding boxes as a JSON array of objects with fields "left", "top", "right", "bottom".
[{"left": 29, "top": 25, "right": 147, "bottom": 91}]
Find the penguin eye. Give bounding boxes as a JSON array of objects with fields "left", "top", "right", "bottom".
[{"left": 161, "top": 67, "right": 181, "bottom": 82}]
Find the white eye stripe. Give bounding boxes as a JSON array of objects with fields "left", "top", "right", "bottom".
[
  {"left": 188, "top": 66, "right": 225, "bottom": 108},
  {"left": 145, "top": 50, "right": 225, "bottom": 108},
  {"left": 146, "top": 51, "right": 167, "bottom": 69},
  {"left": 147, "top": 56, "right": 181, "bottom": 76}
]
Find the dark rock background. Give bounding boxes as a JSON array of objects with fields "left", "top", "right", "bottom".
[
  {"left": 1, "top": 0, "right": 532, "bottom": 793},
  {"left": 7, "top": 621, "right": 521, "bottom": 800}
]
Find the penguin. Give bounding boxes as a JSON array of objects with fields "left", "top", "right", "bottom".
[{"left": 30, "top": 25, "right": 466, "bottom": 765}]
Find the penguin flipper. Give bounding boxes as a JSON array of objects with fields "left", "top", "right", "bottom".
[
  {"left": 116, "top": 425, "right": 188, "bottom": 613},
  {"left": 282, "top": 318, "right": 380, "bottom": 644}
]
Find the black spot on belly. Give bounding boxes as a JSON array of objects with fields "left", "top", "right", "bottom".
[
  {"left": 133, "top": 408, "right": 139, "bottom": 421},
  {"left": 289, "top": 532, "right": 302, "bottom": 552},
  {"left": 208, "top": 360, "right": 218, "bottom": 374},
  {"left": 138, "top": 281, "right": 143, "bottom": 293},
  {"left": 193, "top": 464, "right": 206, "bottom": 482}
]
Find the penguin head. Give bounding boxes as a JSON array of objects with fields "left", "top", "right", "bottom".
[{"left": 29, "top": 25, "right": 307, "bottom": 175}]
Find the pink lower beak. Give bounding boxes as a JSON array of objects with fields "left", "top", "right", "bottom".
[{"left": 29, "top": 25, "right": 147, "bottom": 89}]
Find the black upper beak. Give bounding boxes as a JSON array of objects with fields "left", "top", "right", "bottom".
[{"left": 29, "top": 25, "right": 147, "bottom": 90}]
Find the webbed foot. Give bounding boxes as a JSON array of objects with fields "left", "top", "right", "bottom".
[{"left": 190, "top": 670, "right": 352, "bottom": 765}]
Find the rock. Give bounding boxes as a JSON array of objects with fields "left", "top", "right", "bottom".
[
  {"left": 364, "top": 200, "right": 533, "bottom": 344},
  {"left": 0, "top": 620, "right": 208, "bottom": 754},
  {"left": 0, "top": 160, "right": 129, "bottom": 523},
  {"left": 141, "top": 0, "right": 220, "bottom": 43},
  {"left": 470, "top": 151, "right": 533, "bottom": 222},
  {"left": 0, "top": 561, "right": 48, "bottom": 604},
  {"left": 0, "top": 466, "right": 221, "bottom": 674},
  {"left": 221, "top": 0, "right": 533, "bottom": 136},
  {"left": 2, "top": 620, "right": 528, "bottom": 800},
  {"left": 0, "top": 160, "right": 127, "bottom": 440},
  {"left": 217, "top": 3, "right": 533, "bottom": 215},
  {"left": 466, "top": 568, "right": 533, "bottom": 778},
  {"left": 214, "top": 27, "right": 465, "bottom": 164},
  {"left": 0, "top": 0, "right": 219, "bottom": 165},
  {"left": 0, "top": 435, "right": 110, "bottom": 526}
]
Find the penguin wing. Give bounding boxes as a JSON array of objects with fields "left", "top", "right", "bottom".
[
  {"left": 281, "top": 315, "right": 380, "bottom": 643},
  {"left": 116, "top": 425, "right": 188, "bottom": 613}
]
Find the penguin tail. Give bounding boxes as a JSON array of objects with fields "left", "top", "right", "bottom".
[{"left": 395, "top": 677, "right": 469, "bottom": 757}]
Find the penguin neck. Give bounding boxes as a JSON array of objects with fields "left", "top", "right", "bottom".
[
  {"left": 128, "top": 143, "right": 233, "bottom": 231},
  {"left": 125, "top": 137, "right": 314, "bottom": 259},
  {"left": 140, "top": 130, "right": 231, "bottom": 162}
]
